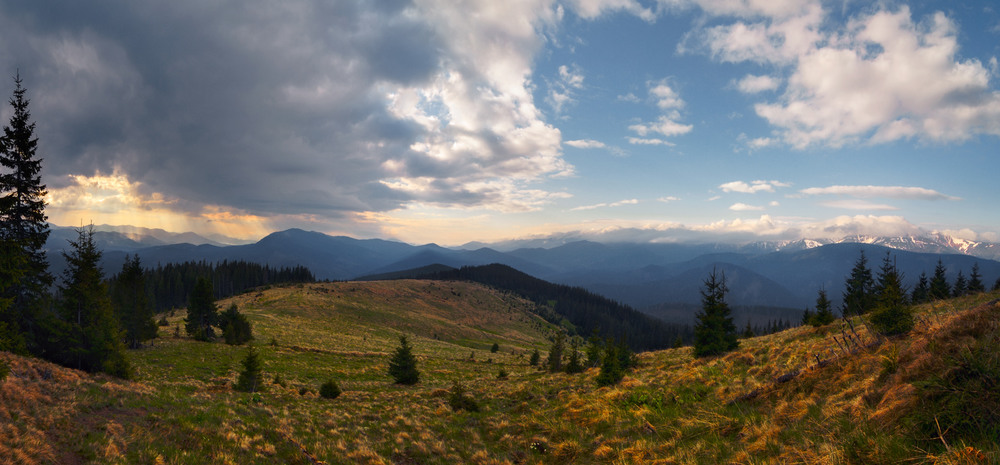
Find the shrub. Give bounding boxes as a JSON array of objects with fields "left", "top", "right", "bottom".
[
  {"left": 157, "top": 316, "right": 169, "bottom": 327},
  {"left": 496, "top": 368, "right": 508, "bottom": 380},
  {"left": 868, "top": 303, "right": 914, "bottom": 337},
  {"left": 448, "top": 382, "right": 479, "bottom": 412},
  {"left": 0, "top": 359, "right": 9, "bottom": 382},
  {"left": 490, "top": 342, "right": 499, "bottom": 353},
  {"left": 319, "top": 379, "right": 341, "bottom": 399}
]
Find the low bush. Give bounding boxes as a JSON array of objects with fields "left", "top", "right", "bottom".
[{"left": 319, "top": 379, "right": 341, "bottom": 399}]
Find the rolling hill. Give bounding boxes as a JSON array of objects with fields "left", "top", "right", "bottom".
[{"left": 2, "top": 281, "right": 997, "bottom": 463}]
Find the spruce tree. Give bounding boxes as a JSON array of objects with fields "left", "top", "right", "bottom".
[
  {"left": 693, "top": 268, "right": 738, "bottom": 357},
  {"left": 585, "top": 331, "right": 603, "bottom": 367},
  {"left": 811, "top": 289, "right": 835, "bottom": 327},
  {"left": 952, "top": 271, "right": 967, "bottom": 298},
  {"left": 967, "top": 263, "right": 985, "bottom": 294},
  {"left": 111, "top": 255, "right": 157, "bottom": 349},
  {"left": 993, "top": 277, "right": 1000, "bottom": 292},
  {"left": 219, "top": 303, "right": 253, "bottom": 345},
  {"left": 58, "top": 226, "right": 132, "bottom": 378},
  {"left": 911, "top": 271, "right": 929, "bottom": 304},
  {"left": 0, "top": 73, "right": 51, "bottom": 355},
  {"left": 929, "top": 259, "right": 950, "bottom": 300},
  {"left": 235, "top": 345, "right": 263, "bottom": 393},
  {"left": 595, "top": 343, "right": 623, "bottom": 386},
  {"left": 388, "top": 335, "right": 419, "bottom": 385},
  {"left": 564, "top": 338, "right": 584, "bottom": 374},
  {"left": 547, "top": 332, "right": 565, "bottom": 373},
  {"left": 0, "top": 238, "right": 25, "bottom": 353},
  {"left": 841, "top": 250, "right": 874, "bottom": 317},
  {"left": 528, "top": 348, "right": 540, "bottom": 367},
  {"left": 868, "top": 253, "right": 913, "bottom": 337},
  {"left": 185, "top": 277, "right": 218, "bottom": 341}
]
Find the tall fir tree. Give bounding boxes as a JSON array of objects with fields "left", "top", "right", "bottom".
[
  {"left": 967, "top": 263, "right": 985, "bottom": 294},
  {"left": 0, "top": 73, "right": 51, "bottom": 354},
  {"left": 911, "top": 271, "right": 930, "bottom": 304},
  {"left": 111, "top": 255, "right": 157, "bottom": 349},
  {"left": 952, "top": 271, "right": 967, "bottom": 298},
  {"left": 868, "top": 252, "right": 913, "bottom": 337},
  {"left": 185, "top": 277, "right": 218, "bottom": 341},
  {"left": 388, "top": 335, "right": 419, "bottom": 384},
  {"left": 841, "top": 250, "right": 874, "bottom": 317},
  {"left": 693, "top": 268, "right": 738, "bottom": 357},
  {"left": 929, "top": 259, "right": 950, "bottom": 300},
  {"left": 811, "top": 288, "right": 835, "bottom": 327},
  {"left": 57, "top": 226, "right": 132, "bottom": 378},
  {"left": 0, "top": 238, "right": 25, "bottom": 352}
]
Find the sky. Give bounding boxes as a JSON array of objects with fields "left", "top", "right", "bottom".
[{"left": 1, "top": 0, "right": 999, "bottom": 246}]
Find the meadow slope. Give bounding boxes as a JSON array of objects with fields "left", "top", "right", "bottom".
[{"left": 1, "top": 281, "right": 997, "bottom": 464}]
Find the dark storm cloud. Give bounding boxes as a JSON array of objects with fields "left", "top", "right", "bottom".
[{"left": 0, "top": 0, "right": 444, "bottom": 215}]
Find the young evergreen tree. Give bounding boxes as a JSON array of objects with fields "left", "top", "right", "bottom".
[
  {"left": 595, "top": 343, "right": 623, "bottom": 387},
  {"left": 528, "top": 348, "right": 540, "bottom": 367},
  {"left": 868, "top": 253, "right": 913, "bottom": 337},
  {"left": 993, "top": 277, "right": 1000, "bottom": 292},
  {"left": 547, "top": 332, "right": 565, "bottom": 373},
  {"left": 742, "top": 320, "right": 755, "bottom": 338},
  {"left": 219, "top": 303, "right": 253, "bottom": 345},
  {"left": 952, "top": 271, "right": 968, "bottom": 298},
  {"left": 111, "top": 255, "right": 157, "bottom": 349},
  {"left": 58, "top": 226, "right": 132, "bottom": 379},
  {"left": 967, "top": 263, "right": 985, "bottom": 294},
  {"left": 811, "top": 289, "right": 835, "bottom": 327},
  {"left": 234, "top": 345, "right": 263, "bottom": 393},
  {"left": 388, "top": 335, "right": 420, "bottom": 385},
  {"left": 929, "top": 259, "right": 950, "bottom": 300},
  {"left": 841, "top": 250, "right": 874, "bottom": 317},
  {"left": 585, "top": 332, "right": 603, "bottom": 368},
  {"left": 800, "top": 308, "right": 814, "bottom": 326},
  {"left": 911, "top": 271, "right": 930, "bottom": 304},
  {"left": 693, "top": 268, "right": 738, "bottom": 357},
  {"left": 0, "top": 73, "right": 51, "bottom": 355},
  {"left": 185, "top": 277, "right": 218, "bottom": 341},
  {"left": 564, "top": 338, "right": 584, "bottom": 374},
  {"left": 490, "top": 342, "right": 499, "bottom": 353}
]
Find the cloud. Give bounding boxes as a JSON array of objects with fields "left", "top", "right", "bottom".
[
  {"left": 548, "top": 64, "right": 585, "bottom": 113},
  {"left": 2, "top": 0, "right": 572, "bottom": 222},
  {"left": 729, "top": 202, "right": 764, "bottom": 211},
  {"left": 627, "top": 80, "right": 693, "bottom": 141},
  {"left": 719, "top": 180, "right": 789, "bottom": 193},
  {"left": 735, "top": 74, "right": 780, "bottom": 93},
  {"left": 627, "top": 137, "right": 675, "bottom": 146},
  {"left": 819, "top": 200, "right": 898, "bottom": 211},
  {"left": 566, "top": 0, "right": 656, "bottom": 22},
  {"left": 565, "top": 139, "right": 607, "bottom": 149},
  {"left": 658, "top": 196, "right": 680, "bottom": 202},
  {"left": 570, "top": 198, "right": 639, "bottom": 211},
  {"left": 799, "top": 185, "right": 960, "bottom": 200}
]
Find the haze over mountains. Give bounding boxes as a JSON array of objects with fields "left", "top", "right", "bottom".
[{"left": 46, "top": 224, "right": 1000, "bottom": 326}]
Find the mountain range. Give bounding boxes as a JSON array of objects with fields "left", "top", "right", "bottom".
[{"left": 44, "top": 225, "right": 1000, "bottom": 326}]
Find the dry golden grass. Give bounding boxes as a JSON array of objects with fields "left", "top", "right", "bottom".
[{"left": 2, "top": 283, "right": 998, "bottom": 464}]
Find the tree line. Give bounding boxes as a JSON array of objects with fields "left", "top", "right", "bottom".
[{"left": 131, "top": 260, "right": 314, "bottom": 312}]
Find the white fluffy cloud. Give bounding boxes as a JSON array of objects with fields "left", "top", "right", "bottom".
[
  {"left": 720, "top": 179, "right": 789, "bottom": 193},
  {"left": 819, "top": 200, "right": 899, "bottom": 211},
  {"left": 627, "top": 80, "right": 693, "bottom": 141},
  {"left": 565, "top": 139, "right": 607, "bottom": 149},
  {"left": 735, "top": 74, "right": 780, "bottom": 93},
  {"left": 729, "top": 202, "right": 764, "bottom": 211}
]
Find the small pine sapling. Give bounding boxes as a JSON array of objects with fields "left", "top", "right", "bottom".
[
  {"left": 235, "top": 345, "right": 264, "bottom": 393},
  {"left": 319, "top": 379, "right": 341, "bottom": 399},
  {"left": 388, "top": 335, "right": 420, "bottom": 385}
]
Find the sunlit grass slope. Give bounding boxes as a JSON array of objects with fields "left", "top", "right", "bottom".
[{"left": 1, "top": 282, "right": 997, "bottom": 464}]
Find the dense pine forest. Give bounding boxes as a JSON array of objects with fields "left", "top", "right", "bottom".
[
  {"left": 422, "top": 263, "right": 692, "bottom": 351},
  {"left": 113, "top": 260, "right": 315, "bottom": 312}
]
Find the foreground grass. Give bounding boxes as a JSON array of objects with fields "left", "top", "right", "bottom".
[{"left": 1, "top": 282, "right": 998, "bottom": 464}]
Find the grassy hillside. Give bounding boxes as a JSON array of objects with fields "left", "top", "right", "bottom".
[{"left": 1, "top": 281, "right": 998, "bottom": 464}]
